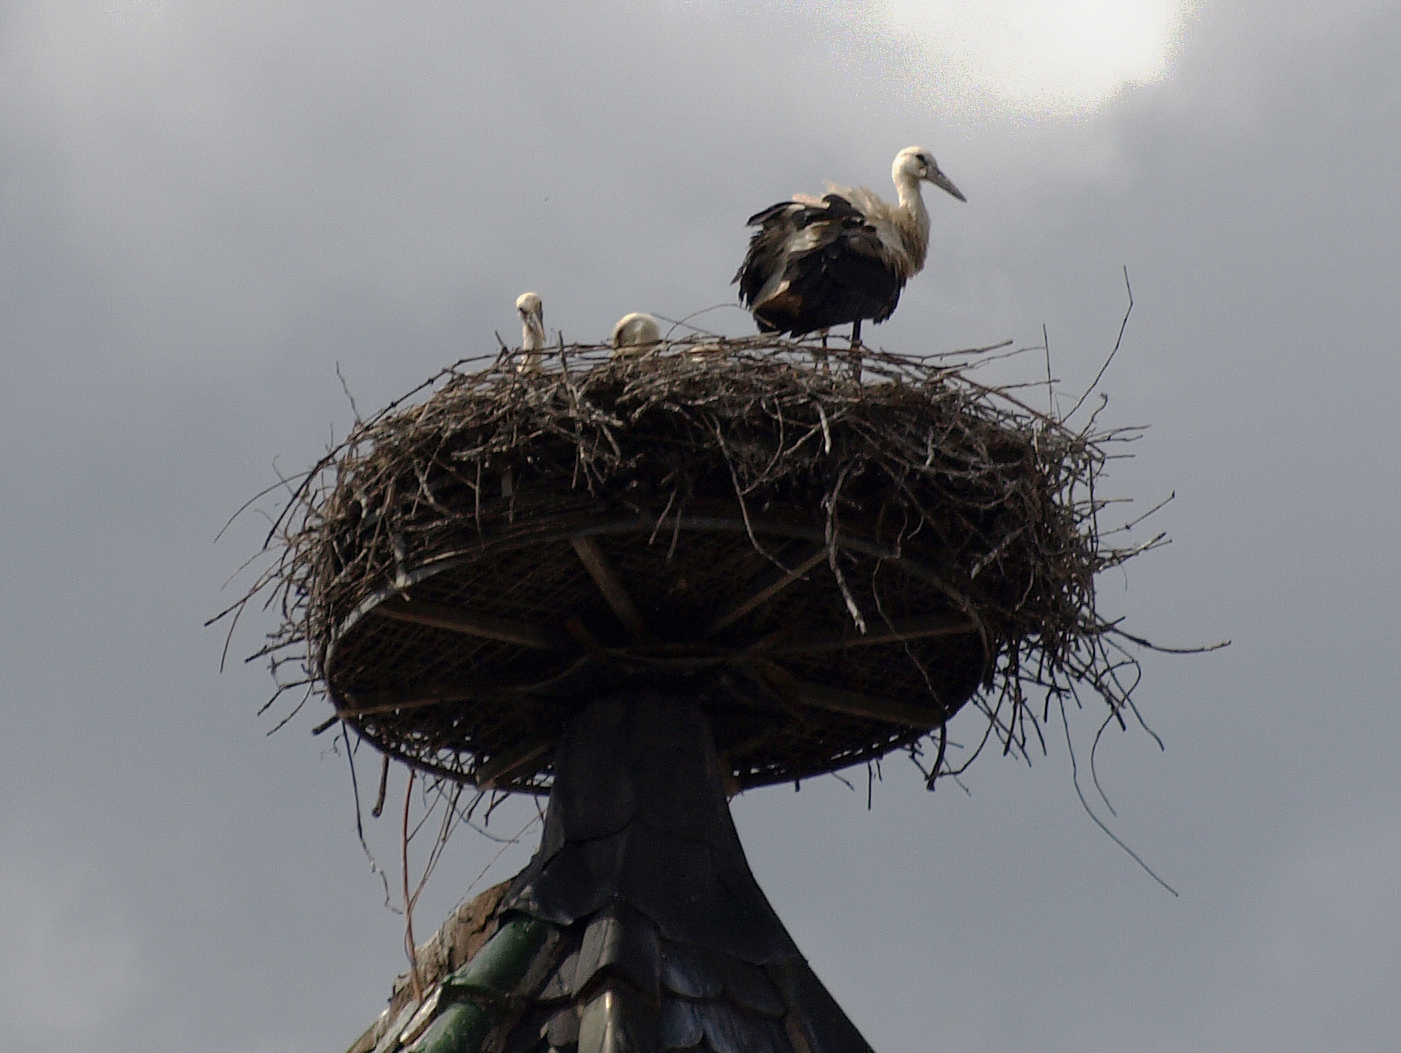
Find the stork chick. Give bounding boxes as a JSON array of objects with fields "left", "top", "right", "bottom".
[
  {"left": 609, "top": 312, "right": 663, "bottom": 359},
  {"left": 516, "top": 291, "right": 545, "bottom": 373},
  {"left": 734, "top": 146, "right": 965, "bottom": 348}
]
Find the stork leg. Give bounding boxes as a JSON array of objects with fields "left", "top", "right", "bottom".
[
  {"left": 815, "top": 328, "right": 830, "bottom": 372},
  {"left": 847, "top": 320, "right": 864, "bottom": 380}
]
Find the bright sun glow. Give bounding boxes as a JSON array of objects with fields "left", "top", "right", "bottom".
[{"left": 878, "top": 0, "right": 1195, "bottom": 116}]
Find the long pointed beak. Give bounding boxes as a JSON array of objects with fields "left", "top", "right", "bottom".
[{"left": 929, "top": 169, "right": 966, "bottom": 203}]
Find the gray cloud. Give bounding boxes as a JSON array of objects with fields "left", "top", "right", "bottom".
[{"left": 2, "top": 1, "right": 1398, "bottom": 1051}]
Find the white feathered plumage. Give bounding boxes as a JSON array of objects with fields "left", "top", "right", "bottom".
[
  {"left": 610, "top": 312, "right": 662, "bottom": 358},
  {"left": 516, "top": 291, "right": 545, "bottom": 373},
  {"left": 733, "top": 146, "right": 965, "bottom": 347}
]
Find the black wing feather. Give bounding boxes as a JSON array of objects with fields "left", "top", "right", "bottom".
[{"left": 733, "top": 194, "right": 903, "bottom": 337}]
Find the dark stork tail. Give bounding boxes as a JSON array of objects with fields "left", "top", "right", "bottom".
[{"left": 735, "top": 196, "right": 904, "bottom": 340}]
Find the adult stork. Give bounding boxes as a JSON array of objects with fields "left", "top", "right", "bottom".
[
  {"left": 734, "top": 146, "right": 965, "bottom": 347},
  {"left": 609, "top": 311, "right": 662, "bottom": 358},
  {"left": 515, "top": 291, "right": 545, "bottom": 373}
]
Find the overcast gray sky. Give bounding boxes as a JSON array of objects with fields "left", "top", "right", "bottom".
[{"left": 2, "top": 1, "right": 1399, "bottom": 1051}]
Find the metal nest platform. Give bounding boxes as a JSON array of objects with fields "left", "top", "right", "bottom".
[{"left": 232, "top": 335, "right": 1154, "bottom": 793}]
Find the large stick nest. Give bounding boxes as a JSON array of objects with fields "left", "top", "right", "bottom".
[{"left": 226, "top": 336, "right": 1162, "bottom": 793}]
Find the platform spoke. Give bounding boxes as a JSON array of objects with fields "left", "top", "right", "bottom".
[
  {"left": 706, "top": 547, "right": 827, "bottom": 635},
  {"left": 375, "top": 596, "right": 574, "bottom": 651},
  {"left": 749, "top": 658, "right": 944, "bottom": 729},
  {"left": 767, "top": 613, "right": 977, "bottom": 655},
  {"left": 571, "top": 535, "right": 648, "bottom": 637}
]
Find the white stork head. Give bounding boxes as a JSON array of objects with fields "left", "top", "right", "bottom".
[
  {"left": 610, "top": 312, "right": 662, "bottom": 358},
  {"left": 516, "top": 292, "right": 545, "bottom": 350},
  {"left": 893, "top": 146, "right": 966, "bottom": 203}
]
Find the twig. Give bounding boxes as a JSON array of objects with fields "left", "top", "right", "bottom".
[
  {"left": 402, "top": 768, "right": 424, "bottom": 1004},
  {"left": 336, "top": 362, "right": 362, "bottom": 423},
  {"left": 1059, "top": 696, "right": 1178, "bottom": 896},
  {"left": 1066, "top": 267, "right": 1134, "bottom": 420}
]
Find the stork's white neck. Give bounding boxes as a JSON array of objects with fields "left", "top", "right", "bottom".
[
  {"left": 892, "top": 172, "right": 931, "bottom": 274},
  {"left": 522, "top": 318, "right": 546, "bottom": 352}
]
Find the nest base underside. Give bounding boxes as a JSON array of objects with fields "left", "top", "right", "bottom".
[{"left": 328, "top": 510, "right": 988, "bottom": 793}]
